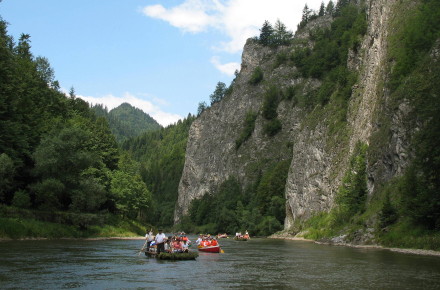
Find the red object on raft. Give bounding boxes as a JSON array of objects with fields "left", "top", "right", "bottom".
[{"left": 198, "top": 245, "right": 221, "bottom": 253}]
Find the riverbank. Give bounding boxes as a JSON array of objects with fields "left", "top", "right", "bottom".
[{"left": 268, "top": 233, "right": 440, "bottom": 257}]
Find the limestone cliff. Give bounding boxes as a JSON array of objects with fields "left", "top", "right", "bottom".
[{"left": 175, "top": 0, "right": 416, "bottom": 230}]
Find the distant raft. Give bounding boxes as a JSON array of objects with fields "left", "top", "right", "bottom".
[
  {"left": 145, "top": 251, "right": 199, "bottom": 260},
  {"left": 233, "top": 237, "right": 248, "bottom": 241}
]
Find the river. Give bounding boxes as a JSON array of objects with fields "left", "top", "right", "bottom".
[{"left": 0, "top": 236, "right": 439, "bottom": 289}]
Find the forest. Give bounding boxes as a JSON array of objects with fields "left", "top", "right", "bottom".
[
  {"left": 1, "top": 0, "right": 439, "bottom": 248},
  {"left": 0, "top": 13, "right": 195, "bottom": 238}
]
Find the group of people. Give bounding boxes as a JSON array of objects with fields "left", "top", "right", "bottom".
[
  {"left": 195, "top": 234, "right": 219, "bottom": 247},
  {"left": 145, "top": 229, "right": 191, "bottom": 254},
  {"left": 235, "top": 230, "right": 250, "bottom": 239}
]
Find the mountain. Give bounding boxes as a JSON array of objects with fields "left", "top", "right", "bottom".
[
  {"left": 174, "top": 0, "right": 440, "bottom": 248},
  {"left": 93, "top": 103, "right": 162, "bottom": 143}
]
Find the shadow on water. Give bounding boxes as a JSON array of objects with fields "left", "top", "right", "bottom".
[{"left": 0, "top": 237, "right": 439, "bottom": 289}]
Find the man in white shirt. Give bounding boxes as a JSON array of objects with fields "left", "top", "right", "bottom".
[{"left": 155, "top": 229, "right": 167, "bottom": 254}]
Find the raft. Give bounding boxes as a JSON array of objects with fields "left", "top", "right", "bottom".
[
  {"left": 145, "top": 251, "right": 199, "bottom": 260},
  {"left": 197, "top": 245, "right": 221, "bottom": 253},
  {"left": 233, "top": 237, "right": 248, "bottom": 241}
]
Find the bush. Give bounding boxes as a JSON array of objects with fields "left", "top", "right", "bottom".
[
  {"left": 235, "top": 111, "right": 258, "bottom": 149},
  {"left": 11, "top": 190, "right": 31, "bottom": 209},
  {"left": 249, "top": 67, "right": 264, "bottom": 85},
  {"left": 263, "top": 119, "right": 282, "bottom": 136}
]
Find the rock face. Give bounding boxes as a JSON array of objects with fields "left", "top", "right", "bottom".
[
  {"left": 285, "top": 0, "right": 403, "bottom": 227},
  {"left": 174, "top": 39, "right": 300, "bottom": 222},
  {"left": 175, "top": 0, "right": 412, "bottom": 227}
]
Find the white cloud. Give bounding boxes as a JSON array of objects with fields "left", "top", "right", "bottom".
[
  {"left": 142, "top": 0, "right": 326, "bottom": 53},
  {"left": 76, "top": 92, "right": 183, "bottom": 127},
  {"left": 142, "top": 0, "right": 222, "bottom": 33},
  {"left": 210, "top": 56, "right": 240, "bottom": 76}
]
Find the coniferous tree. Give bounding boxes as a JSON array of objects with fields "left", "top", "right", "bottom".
[
  {"left": 273, "top": 19, "right": 293, "bottom": 46},
  {"left": 259, "top": 20, "right": 274, "bottom": 46},
  {"left": 319, "top": 1, "right": 325, "bottom": 16},
  {"left": 210, "top": 82, "right": 227, "bottom": 105},
  {"left": 197, "top": 101, "right": 207, "bottom": 116},
  {"left": 302, "top": 4, "right": 311, "bottom": 23},
  {"left": 326, "top": 0, "right": 335, "bottom": 16}
]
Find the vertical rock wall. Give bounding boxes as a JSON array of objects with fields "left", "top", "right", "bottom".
[{"left": 284, "top": 0, "right": 399, "bottom": 228}]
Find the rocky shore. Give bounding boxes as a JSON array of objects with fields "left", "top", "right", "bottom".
[{"left": 268, "top": 233, "right": 440, "bottom": 257}]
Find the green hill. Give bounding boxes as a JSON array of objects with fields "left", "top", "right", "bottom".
[{"left": 93, "top": 103, "right": 162, "bottom": 143}]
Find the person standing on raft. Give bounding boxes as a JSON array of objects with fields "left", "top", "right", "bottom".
[
  {"left": 145, "top": 228, "right": 154, "bottom": 252},
  {"left": 155, "top": 229, "right": 167, "bottom": 254}
]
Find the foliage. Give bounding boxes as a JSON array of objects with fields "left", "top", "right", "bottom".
[
  {"left": 155, "top": 251, "right": 198, "bottom": 260},
  {"left": 11, "top": 190, "right": 31, "bottom": 209},
  {"left": 197, "top": 101, "right": 207, "bottom": 116},
  {"left": 259, "top": 20, "right": 274, "bottom": 46},
  {"left": 262, "top": 85, "right": 280, "bottom": 120},
  {"left": 185, "top": 159, "right": 290, "bottom": 236},
  {"left": 210, "top": 81, "right": 227, "bottom": 105},
  {"left": 380, "top": 0, "right": 440, "bottom": 231},
  {"left": 258, "top": 19, "right": 293, "bottom": 47},
  {"left": 378, "top": 193, "right": 398, "bottom": 230},
  {"left": 110, "top": 154, "right": 152, "bottom": 219},
  {"left": 334, "top": 142, "right": 368, "bottom": 223},
  {"left": 291, "top": 3, "right": 366, "bottom": 109},
  {"left": 235, "top": 111, "right": 258, "bottom": 149},
  {"left": 261, "top": 85, "right": 282, "bottom": 136},
  {"left": 263, "top": 119, "right": 282, "bottom": 136},
  {"left": 249, "top": 66, "right": 264, "bottom": 85},
  {"left": 92, "top": 103, "right": 161, "bottom": 143},
  {"left": 122, "top": 115, "right": 195, "bottom": 227},
  {"left": 0, "top": 153, "right": 15, "bottom": 203},
  {"left": 0, "top": 17, "right": 152, "bottom": 233}
]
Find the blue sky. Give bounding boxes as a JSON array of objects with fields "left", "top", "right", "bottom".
[{"left": 1, "top": 0, "right": 325, "bottom": 126}]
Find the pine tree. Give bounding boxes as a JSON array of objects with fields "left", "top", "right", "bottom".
[
  {"left": 319, "top": 1, "right": 325, "bottom": 16},
  {"left": 209, "top": 82, "right": 227, "bottom": 105},
  {"left": 273, "top": 19, "right": 293, "bottom": 46},
  {"left": 259, "top": 20, "right": 274, "bottom": 46},
  {"left": 326, "top": 0, "right": 335, "bottom": 16}
]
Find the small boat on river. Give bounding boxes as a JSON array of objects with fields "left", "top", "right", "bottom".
[{"left": 197, "top": 245, "right": 222, "bottom": 253}]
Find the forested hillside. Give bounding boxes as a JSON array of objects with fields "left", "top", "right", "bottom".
[
  {"left": 93, "top": 103, "right": 161, "bottom": 143},
  {"left": 0, "top": 17, "right": 152, "bottom": 238},
  {"left": 122, "top": 115, "right": 195, "bottom": 227}
]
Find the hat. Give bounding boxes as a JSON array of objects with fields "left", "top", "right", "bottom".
[{"left": 159, "top": 229, "right": 163, "bottom": 232}]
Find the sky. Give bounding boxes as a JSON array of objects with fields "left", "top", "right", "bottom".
[{"left": 0, "top": 0, "right": 326, "bottom": 126}]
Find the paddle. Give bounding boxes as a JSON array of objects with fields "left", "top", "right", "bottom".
[{"left": 138, "top": 240, "right": 148, "bottom": 256}]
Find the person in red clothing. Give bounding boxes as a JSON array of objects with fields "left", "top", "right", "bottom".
[
  {"left": 210, "top": 239, "right": 218, "bottom": 246},
  {"left": 172, "top": 238, "right": 183, "bottom": 252}
]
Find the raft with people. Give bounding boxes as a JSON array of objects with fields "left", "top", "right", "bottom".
[
  {"left": 141, "top": 231, "right": 197, "bottom": 260},
  {"left": 195, "top": 234, "right": 223, "bottom": 253},
  {"left": 145, "top": 250, "right": 198, "bottom": 260},
  {"left": 234, "top": 231, "right": 250, "bottom": 241}
]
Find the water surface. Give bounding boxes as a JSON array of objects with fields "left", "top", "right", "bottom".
[{"left": 1, "top": 237, "right": 439, "bottom": 289}]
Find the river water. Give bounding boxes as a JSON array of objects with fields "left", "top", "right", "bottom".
[{"left": 0, "top": 237, "right": 439, "bottom": 289}]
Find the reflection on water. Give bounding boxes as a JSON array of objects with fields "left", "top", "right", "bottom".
[{"left": 0, "top": 237, "right": 439, "bottom": 289}]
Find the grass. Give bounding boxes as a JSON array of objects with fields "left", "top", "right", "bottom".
[
  {"left": 378, "top": 221, "right": 440, "bottom": 251},
  {"left": 0, "top": 206, "right": 147, "bottom": 240}
]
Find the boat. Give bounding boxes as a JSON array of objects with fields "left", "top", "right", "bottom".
[
  {"left": 197, "top": 245, "right": 222, "bottom": 253},
  {"left": 233, "top": 236, "right": 248, "bottom": 241},
  {"left": 217, "top": 233, "right": 228, "bottom": 239},
  {"left": 144, "top": 250, "right": 199, "bottom": 260}
]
